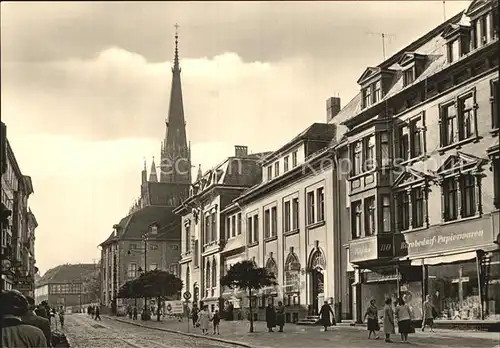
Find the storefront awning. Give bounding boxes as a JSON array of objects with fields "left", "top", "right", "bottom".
[{"left": 421, "top": 251, "right": 477, "bottom": 266}]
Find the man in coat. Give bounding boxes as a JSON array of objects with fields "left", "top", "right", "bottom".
[
  {"left": 20, "top": 296, "right": 52, "bottom": 347},
  {"left": 265, "top": 303, "right": 276, "bottom": 332}
]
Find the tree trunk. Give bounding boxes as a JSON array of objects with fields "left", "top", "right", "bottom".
[
  {"left": 248, "top": 288, "right": 254, "bottom": 333},
  {"left": 157, "top": 296, "right": 161, "bottom": 321}
]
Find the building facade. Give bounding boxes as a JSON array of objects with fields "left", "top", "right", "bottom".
[
  {"left": 337, "top": 0, "right": 499, "bottom": 327},
  {"left": 99, "top": 30, "right": 190, "bottom": 310},
  {"left": 1, "top": 123, "right": 38, "bottom": 295},
  {"left": 175, "top": 146, "right": 266, "bottom": 313}
]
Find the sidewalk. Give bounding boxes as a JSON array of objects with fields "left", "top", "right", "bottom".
[{"left": 108, "top": 315, "right": 500, "bottom": 348}]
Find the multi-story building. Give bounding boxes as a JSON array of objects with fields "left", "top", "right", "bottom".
[
  {"left": 99, "top": 30, "right": 190, "bottom": 310},
  {"left": 1, "top": 123, "right": 38, "bottom": 295},
  {"left": 336, "top": 0, "right": 499, "bottom": 328},
  {"left": 35, "top": 263, "right": 97, "bottom": 309},
  {"left": 174, "top": 145, "right": 267, "bottom": 313}
]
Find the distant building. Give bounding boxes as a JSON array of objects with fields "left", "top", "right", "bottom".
[{"left": 34, "top": 263, "right": 97, "bottom": 309}]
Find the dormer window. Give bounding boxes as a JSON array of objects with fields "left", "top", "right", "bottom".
[
  {"left": 267, "top": 165, "right": 272, "bottom": 180},
  {"left": 468, "top": 0, "right": 499, "bottom": 50},
  {"left": 373, "top": 81, "right": 381, "bottom": 103},
  {"left": 442, "top": 24, "right": 471, "bottom": 63},
  {"left": 151, "top": 224, "right": 158, "bottom": 234},
  {"left": 362, "top": 87, "right": 372, "bottom": 108},
  {"left": 399, "top": 52, "right": 427, "bottom": 86},
  {"left": 403, "top": 69, "right": 414, "bottom": 86}
]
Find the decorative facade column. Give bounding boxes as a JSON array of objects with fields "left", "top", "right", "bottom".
[
  {"left": 473, "top": 171, "right": 484, "bottom": 215},
  {"left": 423, "top": 185, "right": 430, "bottom": 227},
  {"left": 455, "top": 176, "right": 462, "bottom": 219},
  {"left": 407, "top": 188, "right": 413, "bottom": 229}
]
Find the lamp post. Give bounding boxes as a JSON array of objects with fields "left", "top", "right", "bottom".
[{"left": 128, "top": 232, "right": 149, "bottom": 319}]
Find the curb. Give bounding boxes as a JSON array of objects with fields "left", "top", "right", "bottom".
[{"left": 108, "top": 316, "right": 254, "bottom": 348}]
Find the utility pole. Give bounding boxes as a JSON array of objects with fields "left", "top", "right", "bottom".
[
  {"left": 143, "top": 233, "right": 148, "bottom": 317},
  {"left": 366, "top": 32, "right": 396, "bottom": 61}
]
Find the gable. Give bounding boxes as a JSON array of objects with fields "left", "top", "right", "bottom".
[
  {"left": 465, "top": 0, "right": 492, "bottom": 17},
  {"left": 393, "top": 168, "right": 429, "bottom": 188},
  {"left": 357, "top": 67, "right": 381, "bottom": 85},
  {"left": 398, "top": 52, "right": 427, "bottom": 67},
  {"left": 436, "top": 152, "right": 486, "bottom": 175}
]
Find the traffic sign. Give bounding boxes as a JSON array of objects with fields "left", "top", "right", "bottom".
[{"left": 183, "top": 291, "right": 191, "bottom": 300}]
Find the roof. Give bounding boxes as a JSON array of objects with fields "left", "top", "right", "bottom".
[
  {"left": 37, "top": 263, "right": 96, "bottom": 286},
  {"left": 340, "top": 10, "right": 467, "bottom": 126},
  {"left": 262, "top": 123, "right": 337, "bottom": 164},
  {"left": 99, "top": 205, "right": 180, "bottom": 246}
]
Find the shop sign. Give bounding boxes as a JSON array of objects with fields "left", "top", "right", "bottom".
[
  {"left": 364, "top": 271, "right": 400, "bottom": 283},
  {"left": 349, "top": 235, "right": 394, "bottom": 263},
  {"left": 164, "top": 300, "right": 183, "bottom": 314},
  {"left": 398, "top": 217, "right": 495, "bottom": 257}
]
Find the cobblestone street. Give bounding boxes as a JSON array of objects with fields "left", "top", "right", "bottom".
[
  {"left": 62, "top": 314, "right": 242, "bottom": 348},
  {"left": 108, "top": 315, "right": 500, "bottom": 348}
]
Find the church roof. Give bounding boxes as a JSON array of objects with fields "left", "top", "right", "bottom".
[{"left": 36, "top": 263, "right": 96, "bottom": 287}]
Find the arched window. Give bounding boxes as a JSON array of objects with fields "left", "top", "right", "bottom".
[
  {"left": 211, "top": 260, "right": 217, "bottom": 288},
  {"left": 186, "top": 266, "right": 191, "bottom": 292},
  {"left": 284, "top": 253, "right": 301, "bottom": 294},
  {"left": 309, "top": 250, "right": 326, "bottom": 270},
  {"left": 206, "top": 260, "right": 211, "bottom": 288},
  {"left": 265, "top": 258, "right": 278, "bottom": 278}
]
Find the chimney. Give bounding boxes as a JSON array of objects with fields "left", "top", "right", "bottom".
[
  {"left": 234, "top": 145, "right": 248, "bottom": 157},
  {"left": 326, "top": 97, "right": 341, "bottom": 123}
]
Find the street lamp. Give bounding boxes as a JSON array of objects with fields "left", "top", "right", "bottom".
[{"left": 127, "top": 232, "right": 150, "bottom": 318}]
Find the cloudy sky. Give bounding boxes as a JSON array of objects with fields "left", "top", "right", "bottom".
[{"left": 1, "top": 1, "right": 469, "bottom": 274}]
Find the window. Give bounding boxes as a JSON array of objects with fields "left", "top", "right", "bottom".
[
  {"left": 403, "top": 68, "right": 414, "bottom": 86},
  {"left": 284, "top": 156, "right": 289, "bottom": 172},
  {"left": 185, "top": 226, "right": 191, "bottom": 252},
  {"left": 307, "top": 191, "right": 315, "bottom": 225},
  {"left": 292, "top": 198, "right": 299, "bottom": 230},
  {"left": 412, "top": 188, "right": 424, "bottom": 228},
  {"left": 204, "top": 215, "right": 211, "bottom": 244},
  {"left": 353, "top": 141, "right": 362, "bottom": 176},
  {"left": 205, "top": 261, "right": 211, "bottom": 288},
  {"left": 351, "top": 201, "right": 362, "bottom": 238},
  {"left": 317, "top": 187, "right": 325, "bottom": 222},
  {"left": 284, "top": 201, "right": 291, "bottom": 232},
  {"left": 211, "top": 261, "right": 217, "bottom": 288},
  {"left": 380, "top": 132, "right": 390, "bottom": 166},
  {"left": 211, "top": 212, "right": 217, "bottom": 241},
  {"left": 226, "top": 217, "right": 231, "bottom": 239},
  {"left": 461, "top": 174, "right": 476, "bottom": 218},
  {"left": 271, "top": 207, "right": 277, "bottom": 237},
  {"left": 443, "top": 178, "right": 458, "bottom": 221},
  {"left": 458, "top": 94, "right": 475, "bottom": 140},
  {"left": 373, "top": 80, "right": 382, "bottom": 103},
  {"left": 396, "top": 191, "right": 410, "bottom": 231},
  {"left": 365, "top": 136, "right": 375, "bottom": 170},
  {"left": 447, "top": 39, "right": 460, "bottom": 62},
  {"left": 237, "top": 213, "right": 242, "bottom": 235},
  {"left": 267, "top": 166, "right": 272, "bottom": 180},
  {"left": 362, "top": 86, "right": 372, "bottom": 108},
  {"left": 151, "top": 225, "right": 158, "bottom": 234},
  {"left": 440, "top": 102, "right": 457, "bottom": 146},
  {"left": 397, "top": 126, "right": 409, "bottom": 161},
  {"left": 274, "top": 162, "right": 280, "bottom": 176},
  {"left": 194, "top": 240, "right": 199, "bottom": 267},
  {"left": 365, "top": 197, "right": 375, "bottom": 236},
  {"left": 264, "top": 209, "right": 271, "bottom": 239},
  {"left": 127, "top": 263, "right": 137, "bottom": 278},
  {"left": 493, "top": 159, "right": 500, "bottom": 209},
  {"left": 491, "top": 79, "right": 499, "bottom": 130},
  {"left": 247, "top": 216, "right": 254, "bottom": 244},
  {"left": 231, "top": 215, "right": 236, "bottom": 238},
  {"left": 129, "top": 243, "right": 137, "bottom": 250},
  {"left": 409, "top": 117, "right": 424, "bottom": 158},
  {"left": 149, "top": 263, "right": 158, "bottom": 271},
  {"left": 292, "top": 151, "right": 298, "bottom": 167},
  {"left": 381, "top": 194, "right": 391, "bottom": 233},
  {"left": 253, "top": 215, "right": 259, "bottom": 242}
]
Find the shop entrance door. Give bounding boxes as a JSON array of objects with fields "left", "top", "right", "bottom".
[{"left": 311, "top": 267, "right": 324, "bottom": 315}]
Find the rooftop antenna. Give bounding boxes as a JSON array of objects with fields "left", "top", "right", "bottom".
[
  {"left": 443, "top": 0, "right": 447, "bottom": 21},
  {"left": 366, "top": 32, "right": 397, "bottom": 61}
]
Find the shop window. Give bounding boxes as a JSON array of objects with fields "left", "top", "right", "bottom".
[
  {"left": 364, "top": 196, "right": 376, "bottom": 236},
  {"left": 427, "top": 260, "right": 480, "bottom": 320},
  {"left": 284, "top": 252, "right": 301, "bottom": 296},
  {"left": 484, "top": 252, "right": 500, "bottom": 320},
  {"left": 351, "top": 201, "right": 362, "bottom": 239}
]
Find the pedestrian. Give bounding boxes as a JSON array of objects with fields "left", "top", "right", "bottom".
[
  {"left": 211, "top": 309, "right": 220, "bottom": 335},
  {"left": 20, "top": 296, "right": 52, "bottom": 347},
  {"left": 383, "top": 298, "right": 395, "bottom": 343},
  {"left": 58, "top": 309, "right": 65, "bottom": 329},
  {"left": 1, "top": 290, "right": 48, "bottom": 347},
  {"left": 133, "top": 306, "right": 138, "bottom": 320},
  {"left": 364, "top": 299, "right": 380, "bottom": 339},
  {"left": 191, "top": 304, "right": 199, "bottom": 327},
  {"left": 319, "top": 301, "right": 334, "bottom": 332},
  {"left": 94, "top": 306, "right": 101, "bottom": 320},
  {"left": 197, "top": 305, "right": 210, "bottom": 335},
  {"left": 265, "top": 302, "right": 276, "bottom": 332},
  {"left": 395, "top": 297, "right": 413, "bottom": 343},
  {"left": 422, "top": 295, "right": 436, "bottom": 332},
  {"left": 276, "top": 301, "right": 285, "bottom": 332}
]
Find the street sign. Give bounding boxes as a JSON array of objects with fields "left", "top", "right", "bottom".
[
  {"left": 164, "top": 300, "right": 183, "bottom": 314},
  {"left": 183, "top": 291, "right": 191, "bottom": 300},
  {"left": 14, "top": 283, "right": 33, "bottom": 292}
]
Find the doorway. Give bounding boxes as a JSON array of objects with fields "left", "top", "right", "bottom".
[{"left": 311, "top": 267, "right": 324, "bottom": 315}]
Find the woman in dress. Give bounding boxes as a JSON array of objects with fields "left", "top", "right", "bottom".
[
  {"left": 319, "top": 301, "right": 334, "bottom": 332},
  {"left": 364, "top": 299, "right": 380, "bottom": 339},
  {"left": 383, "top": 298, "right": 395, "bottom": 343},
  {"left": 395, "top": 297, "right": 412, "bottom": 343},
  {"left": 197, "top": 305, "right": 211, "bottom": 335}
]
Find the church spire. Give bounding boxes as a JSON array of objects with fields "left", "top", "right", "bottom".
[
  {"left": 149, "top": 156, "right": 158, "bottom": 182},
  {"left": 160, "top": 23, "right": 191, "bottom": 184},
  {"left": 197, "top": 164, "right": 203, "bottom": 181}
]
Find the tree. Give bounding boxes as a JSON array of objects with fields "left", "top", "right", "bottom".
[
  {"left": 82, "top": 268, "right": 101, "bottom": 303},
  {"left": 220, "top": 260, "right": 277, "bottom": 333},
  {"left": 117, "top": 270, "right": 183, "bottom": 321}
]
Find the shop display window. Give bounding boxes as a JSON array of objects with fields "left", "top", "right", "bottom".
[
  {"left": 485, "top": 252, "right": 500, "bottom": 320},
  {"left": 427, "top": 260, "right": 480, "bottom": 320}
]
